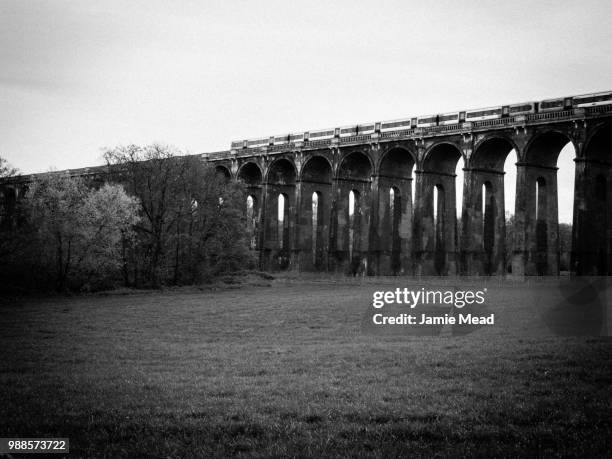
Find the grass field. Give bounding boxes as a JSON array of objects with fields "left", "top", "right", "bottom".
[{"left": 1, "top": 276, "right": 611, "bottom": 457}]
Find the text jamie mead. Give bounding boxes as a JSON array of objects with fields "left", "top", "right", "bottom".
[{"left": 370, "top": 288, "right": 494, "bottom": 326}]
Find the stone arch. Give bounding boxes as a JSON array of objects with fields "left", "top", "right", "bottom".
[
  {"left": 214, "top": 164, "right": 231, "bottom": 180},
  {"left": 237, "top": 161, "right": 263, "bottom": 185},
  {"left": 378, "top": 147, "right": 416, "bottom": 178},
  {"left": 337, "top": 151, "right": 373, "bottom": 181},
  {"left": 301, "top": 155, "right": 332, "bottom": 183},
  {"left": 266, "top": 158, "right": 296, "bottom": 185},
  {"left": 423, "top": 142, "right": 463, "bottom": 174},
  {"left": 471, "top": 136, "right": 517, "bottom": 170},
  {"left": 523, "top": 130, "right": 574, "bottom": 167}
]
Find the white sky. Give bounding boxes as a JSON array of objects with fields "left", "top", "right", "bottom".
[{"left": 1, "top": 0, "right": 611, "bottom": 222}]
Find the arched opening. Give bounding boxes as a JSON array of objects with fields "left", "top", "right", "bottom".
[
  {"left": 238, "top": 162, "right": 263, "bottom": 253},
  {"left": 267, "top": 159, "right": 296, "bottom": 185},
  {"left": 215, "top": 165, "right": 231, "bottom": 180},
  {"left": 238, "top": 162, "right": 262, "bottom": 186},
  {"left": 556, "top": 144, "right": 575, "bottom": 225},
  {"left": 455, "top": 155, "right": 464, "bottom": 235},
  {"left": 503, "top": 149, "right": 518, "bottom": 273},
  {"left": 277, "top": 193, "right": 287, "bottom": 249},
  {"left": 338, "top": 152, "right": 372, "bottom": 181},
  {"left": 311, "top": 191, "right": 320, "bottom": 263},
  {"left": 411, "top": 163, "right": 416, "bottom": 205},
  {"left": 348, "top": 190, "right": 360, "bottom": 260},
  {"left": 556, "top": 143, "right": 575, "bottom": 273},
  {"left": 433, "top": 185, "right": 438, "bottom": 231},
  {"left": 246, "top": 195, "right": 256, "bottom": 250}
]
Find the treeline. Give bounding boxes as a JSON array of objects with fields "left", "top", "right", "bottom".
[{"left": 0, "top": 145, "right": 255, "bottom": 293}]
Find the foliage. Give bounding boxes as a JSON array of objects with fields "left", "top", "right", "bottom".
[
  {"left": 0, "top": 146, "right": 254, "bottom": 293},
  {"left": 104, "top": 144, "right": 255, "bottom": 287},
  {"left": 0, "top": 156, "right": 18, "bottom": 178},
  {"left": 0, "top": 174, "right": 140, "bottom": 292}
]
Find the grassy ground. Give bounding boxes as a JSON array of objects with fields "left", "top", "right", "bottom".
[{"left": 1, "top": 276, "right": 611, "bottom": 457}]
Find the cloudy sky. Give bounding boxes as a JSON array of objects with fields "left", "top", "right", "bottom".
[{"left": 1, "top": 0, "right": 611, "bottom": 222}]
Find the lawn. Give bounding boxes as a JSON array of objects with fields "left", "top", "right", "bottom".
[{"left": 1, "top": 276, "right": 611, "bottom": 457}]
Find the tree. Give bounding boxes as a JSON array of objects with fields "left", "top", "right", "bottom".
[
  {"left": 24, "top": 174, "right": 140, "bottom": 291},
  {"left": 0, "top": 157, "right": 23, "bottom": 277},
  {"left": 104, "top": 144, "right": 254, "bottom": 286},
  {"left": 0, "top": 156, "right": 18, "bottom": 178}
]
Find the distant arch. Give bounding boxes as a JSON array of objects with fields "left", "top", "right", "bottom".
[
  {"left": 237, "top": 162, "right": 263, "bottom": 185},
  {"left": 338, "top": 151, "right": 373, "bottom": 180},
  {"left": 215, "top": 165, "right": 231, "bottom": 180},
  {"left": 301, "top": 155, "right": 332, "bottom": 183},
  {"left": 523, "top": 131, "right": 574, "bottom": 167},
  {"left": 471, "top": 137, "right": 517, "bottom": 170},
  {"left": 266, "top": 158, "right": 296, "bottom": 185},
  {"left": 378, "top": 147, "right": 416, "bottom": 177},
  {"left": 423, "top": 142, "right": 462, "bottom": 174}
]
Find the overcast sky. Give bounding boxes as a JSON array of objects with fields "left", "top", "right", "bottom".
[{"left": 1, "top": 0, "right": 611, "bottom": 222}]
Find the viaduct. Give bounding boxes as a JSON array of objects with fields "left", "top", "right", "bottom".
[
  {"left": 208, "top": 100, "right": 612, "bottom": 277},
  {"left": 2, "top": 96, "right": 612, "bottom": 277}
]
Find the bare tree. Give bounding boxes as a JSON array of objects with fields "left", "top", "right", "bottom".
[{"left": 104, "top": 144, "right": 253, "bottom": 286}]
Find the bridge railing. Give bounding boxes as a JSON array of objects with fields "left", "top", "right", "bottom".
[
  {"left": 472, "top": 117, "right": 516, "bottom": 128},
  {"left": 213, "top": 104, "right": 612, "bottom": 160},
  {"left": 526, "top": 109, "right": 574, "bottom": 122},
  {"left": 586, "top": 104, "right": 612, "bottom": 114}
]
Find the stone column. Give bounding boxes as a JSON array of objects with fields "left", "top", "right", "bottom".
[
  {"left": 375, "top": 176, "right": 412, "bottom": 275},
  {"left": 512, "top": 163, "right": 559, "bottom": 276},
  {"left": 572, "top": 158, "right": 612, "bottom": 275},
  {"left": 413, "top": 170, "right": 457, "bottom": 275},
  {"left": 461, "top": 168, "right": 506, "bottom": 275}
]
